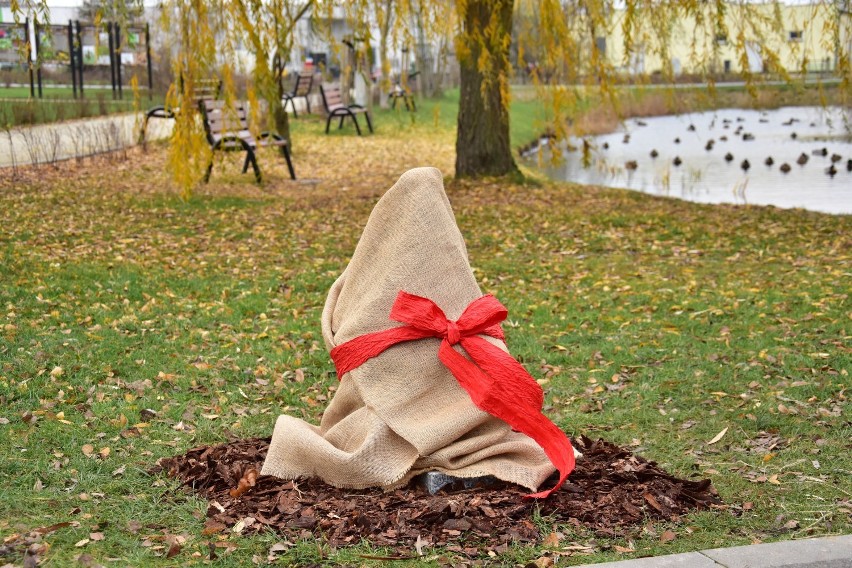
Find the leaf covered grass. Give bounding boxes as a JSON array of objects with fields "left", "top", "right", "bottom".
[{"left": 0, "top": 97, "right": 849, "bottom": 566}]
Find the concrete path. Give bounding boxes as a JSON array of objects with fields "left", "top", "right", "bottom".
[
  {"left": 0, "top": 111, "right": 173, "bottom": 168},
  {"left": 577, "top": 534, "right": 852, "bottom": 567}
]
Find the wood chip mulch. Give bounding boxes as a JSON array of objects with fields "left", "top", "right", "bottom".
[{"left": 154, "top": 435, "right": 721, "bottom": 553}]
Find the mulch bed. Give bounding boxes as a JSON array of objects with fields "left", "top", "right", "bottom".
[{"left": 154, "top": 435, "right": 720, "bottom": 554}]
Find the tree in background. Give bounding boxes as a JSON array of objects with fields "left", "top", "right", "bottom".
[
  {"left": 158, "top": 0, "right": 220, "bottom": 199},
  {"left": 455, "top": 0, "right": 517, "bottom": 177},
  {"left": 77, "top": 0, "right": 145, "bottom": 24},
  {"left": 229, "top": 0, "right": 314, "bottom": 141}
]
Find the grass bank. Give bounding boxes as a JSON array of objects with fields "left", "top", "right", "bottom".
[
  {"left": 0, "top": 102, "right": 849, "bottom": 566},
  {"left": 0, "top": 87, "right": 163, "bottom": 127}
]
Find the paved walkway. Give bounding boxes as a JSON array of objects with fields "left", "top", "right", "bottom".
[
  {"left": 0, "top": 111, "right": 173, "bottom": 168},
  {"left": 578, "top": 534, "right": 852, "bottom": 567}
]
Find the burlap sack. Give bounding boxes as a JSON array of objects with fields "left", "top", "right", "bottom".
[{"left": 261, "top": 167, "right": 555, "bottom": 491}]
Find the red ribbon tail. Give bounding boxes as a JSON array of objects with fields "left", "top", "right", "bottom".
[{"left": 439, "top": 338, "right": 575, "bottom": 498}]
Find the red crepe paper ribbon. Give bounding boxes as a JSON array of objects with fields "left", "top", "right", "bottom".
[{"left": 330, "top": 291, "right": 575, "bottom": 499}]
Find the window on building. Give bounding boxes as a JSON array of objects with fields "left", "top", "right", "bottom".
[
  {"left": 789, "top": 30, "right": 803, "bottom": 42},
  {"left": 595, "top": 36, "right": 606, "bottom": 56},
  {"left": 715, "top": 34, "right": 728, "bottom": 46}
]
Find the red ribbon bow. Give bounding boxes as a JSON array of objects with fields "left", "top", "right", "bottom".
[{"left": 330, "top": 291, "right": 575, "bottom": 499}]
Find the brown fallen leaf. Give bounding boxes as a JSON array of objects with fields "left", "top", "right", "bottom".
[
  {"left": 660, "top": 530, "right": 676, "bottom": 543},
  {"left": 527, "top": 556, "right": 554, "bottom": 568},
  {"left": 202, "top": 520, "right": 227, "bottom": 536},
  {"left": 81, "top": 444, "right": 94, "bottom": 457},
  {"left": 24, "top": 543, "right": 47, "bottom": 568},
  {"left": 542, "top": 532, "right": 561, "bottom": 548},
  {"left": 643, "top": 492, "right": 664, "bottom": 513},
  {"left": 229, "top": 468, "right": 258, "bottom": 498},
  {"left": 613, "top": 544, "right": 635, "bottom": 553},
  {"left": 166, "top": 542, "right": 182, "bottom": 558},
  {"left": 33, "top": 521, "right": 72, "bottom": 535},
  {"left": 75, "top": 553, "right": 101, "bottom": 568}
]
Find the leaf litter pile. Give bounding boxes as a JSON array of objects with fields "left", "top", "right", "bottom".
[{"left": 156, "top": 434, "right": 721, "bottom": 554}]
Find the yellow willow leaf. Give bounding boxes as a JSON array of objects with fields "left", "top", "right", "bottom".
[{"left": 707, "top": 426, "right": 728, "bottom": 445}]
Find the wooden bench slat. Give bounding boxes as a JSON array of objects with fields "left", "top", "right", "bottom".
[
  {"left": 200, "top": 97, "right": 296, "bottom": 182},
  {"left": 319, "top": 82, "right": 373, "bottom": 136}
]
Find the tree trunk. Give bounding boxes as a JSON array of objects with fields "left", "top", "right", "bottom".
[
  {"left": 455, "top": 0, "right": 517, "bottom": 178},
  {"left": 379, "top": 32, "right": 390, "bottom": 108},
  {"left": 273, "top": 56, "right": 291, "bottom": 142},
  {"left": 272, "top": 98, "right": 290, "bottom": 142}
]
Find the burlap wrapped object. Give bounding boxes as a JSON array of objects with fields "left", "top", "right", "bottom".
[{"left": 261, "top": 167, "right": 556, "bottom": 491}]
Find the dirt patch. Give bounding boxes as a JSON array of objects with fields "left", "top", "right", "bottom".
[{"left": 154, "top": 435, "right": 721, "bottom": 554}]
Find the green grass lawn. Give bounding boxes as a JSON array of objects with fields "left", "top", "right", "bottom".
[
  {"left": 0, "top": 85, "right": 162, "bottom": 127},
  {"left": 0, "top": 92, "right": 849, "bottom": 566},
  {"left": 327, "top": 87, "right": 547, "bottom": 153},
  {"left": 0, "top": 86, "right": 108, "bottom": 99}
]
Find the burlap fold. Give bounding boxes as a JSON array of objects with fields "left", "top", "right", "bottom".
[{"left": 261, "top": 167, "right": 555, "bottom": 491}]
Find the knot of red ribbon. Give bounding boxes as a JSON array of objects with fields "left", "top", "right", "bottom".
[
  {"left": 445, "top": 321, "right": 461, "bottom": 345},
  {"left": 329, "top": 291, "right": 575, "bottom": 499}
]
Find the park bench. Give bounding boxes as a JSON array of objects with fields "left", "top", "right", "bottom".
[
  {"left": 319, "top": 82, "right": 373, "bottom": 136},
  {"left": 388, "top": 71, "right": 418, "bottom": 111},
  {"left": 199, "top": 99, "right": 296, "bottom": 183},
  {"left": 282, "top": 73, "right": 314, "bottom": 117},
  {"left": 138, "top": 78, "right": 222, "bottom": 146}
]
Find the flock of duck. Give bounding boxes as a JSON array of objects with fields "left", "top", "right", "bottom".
[{"left": 610, "top": 114, "right": 851, "bottom": 177}]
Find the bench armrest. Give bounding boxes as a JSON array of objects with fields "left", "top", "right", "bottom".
[{"left": 259, "top": 131, "right": 287, "bottom": 143}]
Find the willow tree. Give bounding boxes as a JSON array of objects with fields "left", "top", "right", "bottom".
[
  {"left": 329, "top": 0, "right": 449, "bottom": 109},
  {"left": 159, "top": 0, "right": 220, "bottom": 198},
  {"left": 77, "top": 0, "right": 144, "bottom": 23},
  {"left": 455, "top": 0, "right": 517, "bottom": 177},
  {"left": 229, "top": 0, "right": 314, "bottom": 141},
  {"left": 154, "top": 0, "right": 312, "bottom": 197}
]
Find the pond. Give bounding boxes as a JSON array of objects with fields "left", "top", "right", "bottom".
[{"left": 523, "top": 106, "right": 852, "bottom": 215}]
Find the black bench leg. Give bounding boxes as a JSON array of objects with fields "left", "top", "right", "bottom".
[
  {"left": 325, "top": 115, "right": 333, "bottom": 134},
  {"left": 138, "top": 114, "right": 149, "bottom": 147},
  {"left": 305, "top": 97, "right": 311, "bottom": 114},
  {"left": 204, "top": 140, "right": 221, "bottom": 183},
  {"left": 246, "top": 148, "right": 262, "bottom": 184},
  {"left": 241, "top": 153, "right": 251, "bottom": 173},
  {"left": 352, "top": 114, "right": 363, "bottom": 136},
  {"left": 338, "top": 116, "right": 345, "bottom": 130},
  {"left": 281, "top": 145, "right": 296, "bottom": 180},
  {"left": 364, "top": 112, "right": 373, "bottom": 134},
  {"left": 391, "top": 95, "right": 397, "bottom": 110},
  {"left": 283, "top": 97, "right": 296, "bottom": 118}
]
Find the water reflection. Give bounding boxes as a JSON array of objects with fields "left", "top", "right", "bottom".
[{"left": 524, "top": 106, "right": 851, "bottom": 215}]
